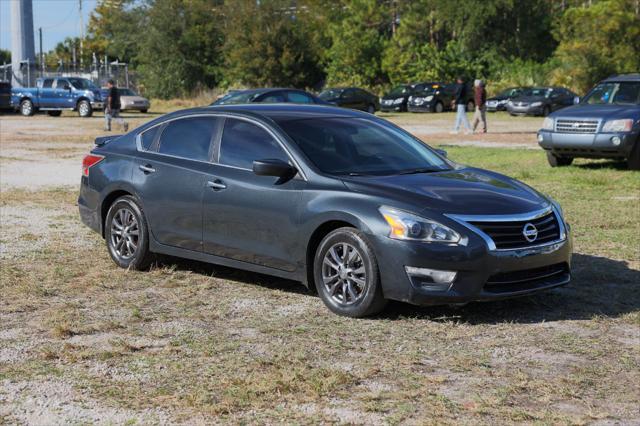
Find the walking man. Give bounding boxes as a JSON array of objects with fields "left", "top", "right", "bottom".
[
  {"left": 472, "top": 79, "right": 487, "bottom": 133},
  {"left": 452, "top": 76, "right": 471, "bottom": 134},
  {"left": 104, "top": 79, "right": 128, "bottom": 132}
]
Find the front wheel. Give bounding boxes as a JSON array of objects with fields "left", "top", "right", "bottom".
[
  {"left": 546, "top": 152, "right": 573, "bottom": 167},
  {"left": 434, "top": 101, "right": 444, "bottom": 113},
  {"left": 140, "top": 109, "right": 148, "bottom": 113},
  {"left": 628, "top": 141, "right": 640, "bottom": 170},
  {"left": 314, "top": 227, "right": 387, "bottom": 317},
  {"left": 20, "top": 99, "right": 34, "bottom": 116},
  {"left": 105, "top": 195, "right": 154, "bottom": 270},
  {"left": 77, "top": 100, "right": 93, "bottom": 117},
  {"left": 366, "top": 104, "right": 376, "bottom": 114},
  {"left": 542, "top": 106, "right": 551, "bottom": 117},
  {"left": 466, "top": 100, "right": 475, "bottom": 112}
]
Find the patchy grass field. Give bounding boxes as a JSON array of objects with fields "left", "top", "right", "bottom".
[{"left": 0, "top": 106, "right": 639, "bottom": 424}]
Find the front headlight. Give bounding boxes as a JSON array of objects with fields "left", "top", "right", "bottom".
[
  {"left": 379, "top": 206, "right": 463, "bottom": 244},
  {"left": 531, "top": 101, "right": 542, "bottom": 107},
  {"left": 542, "top": 117, "right": 554, "bottom": 131},
  {"left": 425, "top": 95, "right": 434, "bottom": 102},
  {"left": 498, "top": 99, "right": 508, "bottom": 105},
  {"left": 393, "top": 98, "right": 404, "bottom": 105},
  {"left": 507, "top": 100, "right": 513, "bottom": 106},
  {"left": 602, "top": 119, "right": 633, "bottom": 132}
]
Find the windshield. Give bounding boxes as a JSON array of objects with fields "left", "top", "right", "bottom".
[
  {"left": 387, "top": 85, "right": 409, "bottom": 96},
  {"left": 414, "top": 86, "right": 439, "bottom": 96},
  {"left": 68, "top": 78, "right": 97, "bottom": 90},
  {"left": 319, "top": 89, "right": 343, "bottom": 100},
  {"left": 582, "top": 82, "right": 640, "bottom": 105},
  {"left": 276, "top": 117, "right": 450, "bottom": 176},
  {"left": 499, "top": 87, "right": 529, "bottom": 97},
  {"left": 530, "top": 87, "right": 552, "bottom": 98},
  {"left": 119, "top": 89, "right": 136, "bottom": 96},
  {"left": 213, "top": 91, "right": 260, "bottom": 105}
]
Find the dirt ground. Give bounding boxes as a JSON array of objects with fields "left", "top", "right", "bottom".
[{"left": 0, "top": 108, "right": 638, "bottom": 425}]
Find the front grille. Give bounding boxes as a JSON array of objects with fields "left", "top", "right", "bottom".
[
  {"left": 555, "top": 119, "right": 599, "bottom": 134},
  {"left": 468, "top": 211, "right": 561, "bottom": 250},
  {"left": 515, "top": 102, "right": 529, "bottom": 107},
  {"left": 485, "top": 263, "right": 569, "bottom": 293}
]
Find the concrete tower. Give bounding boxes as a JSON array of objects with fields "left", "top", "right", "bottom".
[{"left": 10, "top": 0, "right": 36, "bottom": 87}]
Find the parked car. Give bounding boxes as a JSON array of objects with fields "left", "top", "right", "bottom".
[
  {"left": 407, "top": 82, "right": 475, "bottom": 113},
  {"left": 537, "top": 73, "right": 640, "bottom": 170},
  {"left": 486, "top": 87, "right": 532, "bottom": 112},
  {"left": 318, "top": 87, "right": 379, "bottom": 113},
  {"left": 11, "top": 77, "right": 103, "bottom": 117},
  {"left": 79, "top": 104, "right": 572, "bottom": 317},
  {"left": 506, "top": 87, "right": 577, "bottom": 117},
  {"left": 212, "top": 88, "right": 325, "bottom": 106},
  {"left": 100, "top": 88, "right": 150, "bottom": 113},
  {"left": 0, "top": 81, "right": 11, "bottom": 111},
  {"left": 380, "top": 82, "right": 439, "bottom": 112}
]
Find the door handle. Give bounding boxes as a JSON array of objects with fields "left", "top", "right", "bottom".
[
  {"left": 139, "top": 164, "right": 156, "bottom": 173},
  {"left": 206, "top": 180, "right": 227, "bottom": 190}
]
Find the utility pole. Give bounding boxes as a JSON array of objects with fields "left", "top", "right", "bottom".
[
  {"left": 79, "top": 0, "right": 84, "bottom": 70},
  {"left": 38, "top": 27, "right": 44, "bottom": 76}
]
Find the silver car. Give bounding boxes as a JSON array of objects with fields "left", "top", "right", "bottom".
[{"left": 119, "top": 88, "right": 150, "bottom": 113}]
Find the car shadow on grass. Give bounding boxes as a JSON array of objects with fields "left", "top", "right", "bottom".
[
  {"left": 155, "top": 253, "right": 639, "bottom": 323},
  {"left": 572, "top": 160, "right": 629, "bottom": 170}
]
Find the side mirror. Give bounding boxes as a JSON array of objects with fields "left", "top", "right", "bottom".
[
  {"left": 435, "top": 149, "right": 448, "bottom": 158},
  {"left": 253, "top": 159, "right": 296, "bottom": 178},
  {"left": 63, "top": 84, "right": 71, "bottom": 90}
]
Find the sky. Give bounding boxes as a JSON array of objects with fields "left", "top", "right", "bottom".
[{"left": 0, "top": 0, "right": 97, "bottom": 54}]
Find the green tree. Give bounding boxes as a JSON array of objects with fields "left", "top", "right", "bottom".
[
  {"left": 136, "top": 0, "right": 224, "bottom": 98},
  {"left": 221, "top": 0, "right": 327, "bottom": 88},
  {"left": 0, "top": 49, "right": 10, "bottom": 64},
  {"left": 324, "top": 0, "right": 391, "bottom": 87},
  {"left": 550, "top": 0, "right": 640, "bottom": 93}
]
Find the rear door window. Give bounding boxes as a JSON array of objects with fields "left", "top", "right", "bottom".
[
  {"left": 55, "top": 79, "right": 70, "bottom": 89},
  {"left": 42, "top": 79, "right": 54, "bottom": 88},
  {"left": 260, "top": 92, "right": 286, "bottom": 103},
  {"left": 139, "top": 125, "right": 161, "bottom": 151},
  {"left": 219, "top": 118, "right": 289, "bottom": 169},
  {"left": 157, "top": 116, "right": 218, "bottom": 161}
]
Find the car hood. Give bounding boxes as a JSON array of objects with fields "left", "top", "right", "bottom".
[
  {"left": 488, "top": 95, "right": 508, "bottom": 101},
  {"left": 341, "top": 167, "right": 549, "bottom": 216},
  {"left": 511, "top": 95, "right": 547, "bottom": 103},
  {"left": 382, "top": 94, "right": 407, "bottom": 101},
  {"left": 551, "top": 103, "right": 640, "bottom": 119}
]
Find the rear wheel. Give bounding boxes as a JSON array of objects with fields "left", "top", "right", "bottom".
[
  {"left": 314, "top": 227, "right": 387, "bottom": 317},
  {"left": 542, "top": 105, "right": 551, "bottom": 117},
  {"left": 628, "top": 141, "right": 640, "bottom": 170},
  {"left": 105, "top": 195, "right": 154, "bottom": 270},
  {"left": 466, "top": 100, "right": 475, "bottom": 112},
  {"left": 434, "top": 101, "right": 444, "bottom": 113},
  {"left": 546, "top": 152, "right": 573, "bottom": 167},
  {"left": 47, "top": 111, "right": 62, "bottom": 117},
  {"left": 366, "top": 104, "right": 375, "bottom": 114},
  {"left": 77, "top": 100, "right": 93, "bottom": 117},
  {"left": 20, "top": 99, "right": 34, "bottom": 116},
  {"left": 140, "top": 109, "right": 148, "bottom": 113}
]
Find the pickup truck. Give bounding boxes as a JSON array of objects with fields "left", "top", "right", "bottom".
[
  {"left": 11, "top": 77, "right": 104, "bottom": 117},
  {"left": 537, "top": 74, "right": 640, "bottom": 170}
]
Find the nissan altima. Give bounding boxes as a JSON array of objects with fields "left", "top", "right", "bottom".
[{"left": 79, "top": 104, "right": 572, "bottom": 317}]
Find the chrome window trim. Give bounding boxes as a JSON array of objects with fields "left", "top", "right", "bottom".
[
  {"left": 445, "top": 205, "right": 567, "bottom": 252},
  {"left": 135, "top": 112, "right": 307, "bottom": 181}
]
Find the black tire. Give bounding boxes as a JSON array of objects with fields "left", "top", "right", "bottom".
[
  {"left": 434, "top": 101, "right": 444, "bottom": 113},
  {"left": 105, "top": 195, "right": 154, "bottom": 270},
  {"left": 466, "top": 100, "right": 475, "bottom": 112},
  {"left": 542, "top": 105, "right": 551, "bottom": 117},
  {"left": 313, "top": 227, "right": 387, "bottom": 317},
  {"left": 140, "top": 109, "right": 148, "bottom": 113},
  {"left": 47, "top": 111, "right": 62, "bottom": 117},
  {"left": 546, "top": 151, "right": 573, "bottom": 167},
  {"left": 77, "top": 100, "right": 93, "bottom": 117},
  {"left": 366, "top": 104, "right": 375, "bottom": 114},
  {"left": 20, "top": 99, "right": 34, "bottom": 116},
  {"left": 628, "top": 141, "right": 640, "bottom": 170}
]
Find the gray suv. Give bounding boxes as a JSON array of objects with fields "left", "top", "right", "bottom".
[{"left": 537, "top": 74, "right": 640, "bottom": 170}]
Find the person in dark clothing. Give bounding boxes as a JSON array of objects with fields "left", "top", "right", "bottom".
[
  {"left": 472, "top": 79, "right": 487, "bottom": 133},
  {"left": 104, "top": 79, "right": 128, "bottom": 132},
  {"left": 452, "top": 77, "right": 471, "bottom": 134}
]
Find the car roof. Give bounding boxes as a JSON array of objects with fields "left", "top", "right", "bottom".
[
  {"left": 602, "top": 73, "right": 640, "bottom": 83},
  {"left": 230, "top": 88, "right": 307, "bottom": 95},
  {"left": 165, "top": 104, "right": 368, "bottom": 123}
]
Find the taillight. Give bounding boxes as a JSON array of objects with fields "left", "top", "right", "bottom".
[{"left": 82, "top": 154, "right": 104, "bottom": 177}]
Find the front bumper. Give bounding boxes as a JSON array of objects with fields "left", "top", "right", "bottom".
[
  {"left": 122, "top": 103, "right": 150, "bottom": 111},
  {"left": 507, "top": 105, "right": 544, "bottom": 116},
  {"left": 538, "top": 130, "right": 638, "bottom": 158},
  {"left": 91, "top": 101, "right": 104, "bottom": 109},
  {"left": 380, "top": 102, "right": 404, "bottom": 112},
  {"left": 408, "top": 103, "right": 434, "bottom": 113},
  {"left": 369, "top": 225, "right": 572, "bottom": 306},
  {"left": 486, "top": 102, "right": 506, "bottom": 112}
]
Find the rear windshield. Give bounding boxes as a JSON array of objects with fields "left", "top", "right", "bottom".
[
  {"left": 582, "top": 82, "right": 640, "bottom": 105},
  {"left": 213, "top": 92, "right": 261, "bottom": 105},
  {"left": 530, "top": 87, "right": 552, "bottom": 97},
  {"left": 319, "top": 89, "right": 344, "bottom": 100}
]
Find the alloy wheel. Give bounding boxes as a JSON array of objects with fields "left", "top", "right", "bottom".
[
  {"left": 79, "top": 101, "right": 90, "bottom": 117},
  {"left": 21, "top": 101, "right": 32, "bottom": 116},
  {"left": 322, "top": 242, "right": 367, "bottom": 305},
  {"left": 110, "top": 207, "right": 140, "bottom": 259}
]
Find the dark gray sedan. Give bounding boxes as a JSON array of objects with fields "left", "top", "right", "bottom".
[
  {"left": 507, "top": 87, "right": 578, "bottom": 116},
  {"left": 79, "top": 104, "right": 572, "bottom": 317}
]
